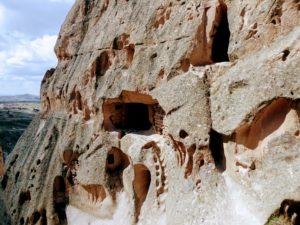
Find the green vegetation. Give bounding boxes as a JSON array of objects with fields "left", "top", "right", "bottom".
[
  {"left": 266, "top": 215, "right": 293, "bottom": 225},
  {"left": 0, "top": 110, "right": 34, "bottom": 156},
  {"left": 266, "top": 215, "right": 279, "bottom": 225}
]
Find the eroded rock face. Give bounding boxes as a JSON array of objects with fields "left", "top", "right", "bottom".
[
  {"left": 0, "top": 146, "right": 3, "bottom": 177},
  {"left": 1, "top": 0, "right": 300, "bottom": 225}
]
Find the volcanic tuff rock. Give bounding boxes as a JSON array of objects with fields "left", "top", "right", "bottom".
[
  {"left": 1, "top": 0, "right": 300, "bottom": 225},
  {"left": 0, "top": 146, "right": 3, "bottom": 177}
]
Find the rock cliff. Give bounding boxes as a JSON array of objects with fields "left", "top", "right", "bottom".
[
  {"left": 1, "top": 0, "right": 300, "bottom": 225},
  {"left": 0, "top": 146, "right": 3, "bottom": 177}
]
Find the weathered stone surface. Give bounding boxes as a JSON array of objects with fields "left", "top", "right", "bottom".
[
  {"left": 210, "top": 27, "right": 300, "bottom": 135},
  {"left": 0, "top": 146, "right": 3, "bottom": 177},
  {"left": 1, "top": 0, "right": 300, "bottom": 225}
]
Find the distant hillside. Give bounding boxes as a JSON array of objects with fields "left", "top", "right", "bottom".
[
  {"left": 0, "top": 110, "right": 34, "bottom": 156},
  {"left": 0, "top": 101, "right": 40, "bottom": 155},
  {"left": 0, "top": 94, "right": 40, "bottom": 102}
]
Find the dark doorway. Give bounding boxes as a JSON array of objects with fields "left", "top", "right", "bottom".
[
  {"left": 53, "top": 176, "right": 68, "bottom": 223},
  {"left": 113, "top": 103, "right": 152, "bottom": 131},
  {"left": 211, "top": 6, "right": 230, "bottom": 63},
  {"left": 209, "top": 129, "right": 226, "bottom": 172}
]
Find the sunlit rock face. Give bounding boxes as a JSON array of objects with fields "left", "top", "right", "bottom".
[{"left": 1, "top": 0, "right": 300, "bottom": 225}]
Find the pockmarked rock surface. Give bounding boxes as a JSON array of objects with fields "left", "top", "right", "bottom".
[{"left": 1, "top": 0, "right": 300, "bottom": 225}]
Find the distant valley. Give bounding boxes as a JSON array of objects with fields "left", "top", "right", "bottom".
[
  {"left": 0, "top": 95, "right": 40, "bottom": 157},
  {"left": 0, "top": 94, "right": 39, "bottom": 103}
]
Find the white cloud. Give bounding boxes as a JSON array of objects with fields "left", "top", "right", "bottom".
[
  {"left": 0, "top": 34, "right": 58, "bottom": 95},
  {"left": 31, "top": 35, "right": 58, "bottom": 61},
  {"left": 5, "top": 35, "right": 57, "bottom": 67},
  {"left": 6, "top": 45, "right": 33, "bottom": 66},
  {"left": 0, "top": 0, "right": 73, "bottom": 95},
  {"left": 0, "top": 34, "right": 57, "bottom": 77}
]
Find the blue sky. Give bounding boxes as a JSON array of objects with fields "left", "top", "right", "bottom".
[{"left": 0, "top": 0, "right": 75, "bottom": 95}]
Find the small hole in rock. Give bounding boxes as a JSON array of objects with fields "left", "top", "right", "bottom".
[
  {"left": 31, "top": 211, "right": 41, "bottom": 224},
  {"left": 92, "top": 51, "right": 111, "bottom": 78},
  {"left": 150, "top": 53, "right": 157, "bottom": 59},
  {"left": 118, "top": 130, "right": 125, "bottom": 139},
  {"left": 9, "top": 154, "right": 18, "bottom": 167},
  {"left": 282, "top": 49, "right": 290, "bottom": 61},
  {"left": 199, "top": 159, "right": 205, "bottom": 167},
  {"left": 106, "top": 147, "right": 129, "bottom": 172},
  {"left": 40, "top": 209, "right": 47, "bottom": 225},
  {"left": 112, "top": 37, "right": 121, "bottom": 50},
  {"left": 179, "top": 130, "right": 188, "bottom": 139},
  {"left": 15, "top": 172, "right": 20, "bottom": 183},
  {"left": 107, "top": 154, "right": 115, "bottom": 164},
  {"left": 1, "top": 174, "right": 8, "bottom": 190},
  {"left": 249, "top": 161, "right": 256, "bottom": 170},
  {"left": 19, "top": 191, "right": 31, "bottom": 205}
]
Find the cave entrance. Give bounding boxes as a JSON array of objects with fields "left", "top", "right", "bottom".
[
  {"left": 103, "top": 91, "right": 165, "bottom": 134},
  {"left": 209, "top": 129, "right": 226, "bottom": 172},
  {"left": 53, "top": 176, "right": 68, "bottom": 223},
  {"left": 114, "top": 103, "right": 152, "bottom": 130},
  {"left": 211, "top": 3, "right": 230, "bottom": 63}
]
